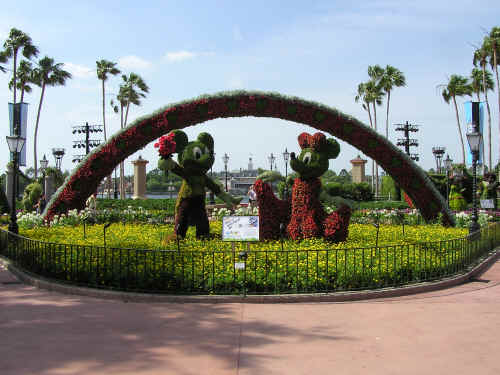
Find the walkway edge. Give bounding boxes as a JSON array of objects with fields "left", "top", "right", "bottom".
[{"left": 2, "top": 248, "right": 500, "bottom": 303}]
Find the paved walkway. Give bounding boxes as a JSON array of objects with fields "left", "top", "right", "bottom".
[{"left": 2, "top": 261, "right": 500, "bottom": 375}]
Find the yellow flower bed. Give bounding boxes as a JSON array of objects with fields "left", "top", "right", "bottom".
[
  {"left": 20, "top": 222, "right": 466, "bottom": 251},
  {"left": 8, "top": 222, "right": 472, "bottom": 295}
]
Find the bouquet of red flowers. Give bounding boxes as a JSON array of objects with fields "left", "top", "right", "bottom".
[{"left": 154, "top": 133, "right": 176, "bottom": 159}]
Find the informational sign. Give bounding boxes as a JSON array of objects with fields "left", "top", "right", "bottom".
[
  {"left": 464, "top": 101, "right": 484, "bottom": 167},
  {"left": 222, "top": 216, "right": 259, "bottom": 242},
  {"left": 480, "top": 199, "right": 494, "bottom": 209},
  {"left": 8, "top": 102, "right": 28, "bottom": 166},
  {"left": 234, "top": 262, "right": 246, "bottom": 270}
]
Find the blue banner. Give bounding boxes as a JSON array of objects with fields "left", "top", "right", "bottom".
[
  {"left": 464, "top": 101, "right": 484, "bottom": 166},
  {"left": 8, "top": 102, "right": 28, "bottom": 166}
]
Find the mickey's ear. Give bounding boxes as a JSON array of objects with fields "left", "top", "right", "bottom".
[
  {"left": 197, "top": 132, "right": 214, "bottom": 150},
  {"left": 170, "top": 130, "right": 188, "bottom": 153},
  {"left": 298, "top": 132, "right": 312, "bottom": 149},
  {"left": 325, "top": 138, "right": 340, "bottom": 159}
]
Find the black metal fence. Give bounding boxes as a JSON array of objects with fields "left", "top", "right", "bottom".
[{"left": 1, "top": 223, "right": 499, "bottom": 295}]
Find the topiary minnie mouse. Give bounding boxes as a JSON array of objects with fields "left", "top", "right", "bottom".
[
  {"left": 156, "top": 130, "right": 240, "bottom": 238},
  {"left": 255, "top": 132, "right": 351, "bottom": 242}
]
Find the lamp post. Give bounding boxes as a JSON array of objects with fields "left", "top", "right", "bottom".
[
  {"left": 223, "top": 153, "right": 229, "bottom": 192},
  {"left": 466, "top": 130, "right": 482, "bottom": 236},
  {"left": 168, "top": 181, "right": 174, "bottom": 200},
  {"left": 6, "top": 131, "right": 26, "bottom": 235},
  {"left": 282, "top": 148, "right": 290, "bottom": 200},
  {"left": 40, "top": 154, "right": 49, "bottom": 197},
  {"left": 443, "top": 154, "right": 453, "bottom": 208},
  {"left": 268, "top": 153, "right": 276, "bottom": 171},
  {"left": 210, "top": 151, "right": 216, "bottom": 204},
  {"left": 432, "top": 146, "right": 445, "bottom": 173}
]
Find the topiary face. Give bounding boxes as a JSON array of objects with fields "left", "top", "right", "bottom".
[
  {"left": 290, "top": 132, "right": 340, "bottom": 180},
  {"left": 171, "top": 130, "right": 215, "bottom": 174}
]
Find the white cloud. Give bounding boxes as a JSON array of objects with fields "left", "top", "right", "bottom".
[
  {"left": 117, "top": 55, "right": 153, "bottom": 71},
  {"left": 164, "top": 51, "right": 197, "bottom": 62},
  {"left": 64, "top": 62, "right": 94, "bottom": 79},
  {"left": 163, "top": 50, "right": 215, "bottom": 63}
]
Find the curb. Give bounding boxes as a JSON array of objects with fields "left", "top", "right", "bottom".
[{"left": 1, "top": 248, "right": 500, "bottom": 304}]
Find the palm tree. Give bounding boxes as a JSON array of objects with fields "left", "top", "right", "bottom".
[
  {"left": 117, "top": 73, "right": 149, "bottom": 199},
  {"left": 0, "top": 51, "right": 8, "bottom": 73},
  {"left": 365, "top": 79, "right": 385, "bottom": 196},
  {"left": 32, "top": 56, "right": 72, "bottom": 178},
  {"left": 380, "top": 65, "right": 406, "bottom": 139},
  {"left": 120, "top": 73, "right": 149, "bottom": 127},
  {"left": 8, "top": 60, "right": 34, "bottom": 102},
  {"left": 487, "top": 27, "right": 500, "bottom": 166},
  {"left": 97, "top": 60, "right": 121, "bottom": 198},
  {"left": 470, "top": 67, "right": 494, "bottom": 102},
  {"left": 96, "top": 60, "right": 121, "bottom": 142},
  {"left": 355, "top": 82, "right": 373, "bottom": 127},
  {"left": 355, "top": 76, "right": 384, "bottom": 195},
  {"left": 438, "top": 75, "right": 472, "bottom": 165},
  {"left": 355, "top": 82, "right": 374, "bottom": 192},
  {"left": 474, "top": 45, "right": 494, "bottom": 169},
  {"left": 2, "top": 28, "right": 39, "bottom": 104}
]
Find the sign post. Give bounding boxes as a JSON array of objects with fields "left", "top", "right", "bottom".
[{"left": 222, "top": 216, "right": 260, "bottom": 297}]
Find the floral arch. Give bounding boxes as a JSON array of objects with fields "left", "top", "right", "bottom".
[{"left": 44, "top": 91, "right": 454, "bottom": 226}]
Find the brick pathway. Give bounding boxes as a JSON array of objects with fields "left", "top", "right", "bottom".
[{"left": 1, "top": 260, "right": 500, "bottom": 375}]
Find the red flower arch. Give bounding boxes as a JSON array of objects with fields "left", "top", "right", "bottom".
[{"left": 43, "top": 91, "right": 454, "bottom": 226}]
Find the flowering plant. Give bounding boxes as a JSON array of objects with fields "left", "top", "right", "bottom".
[{"left": 154, "top": 133, "right": 176, "bottom": 159}]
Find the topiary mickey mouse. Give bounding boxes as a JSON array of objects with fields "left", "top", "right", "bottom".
[
  {"left": 254, "top": 132, "right": 351, "bottom": 242},
  {"left": 158, "top": 130, "right": 241, "bottom": 238},
  {"left": 288, "top": 132, "right": 351, "bottom": 242}
]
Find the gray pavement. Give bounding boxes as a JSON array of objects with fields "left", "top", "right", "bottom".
[{"left": 2, "top": 260, "right": 500, "bottom": 375}]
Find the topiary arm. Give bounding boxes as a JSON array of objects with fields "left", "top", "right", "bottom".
[
  {"left": 158, "top": 158, "right": 187, "bottom": 180},
  {"left": 205, "top": 177, "right": 222, "bottom": 195}
]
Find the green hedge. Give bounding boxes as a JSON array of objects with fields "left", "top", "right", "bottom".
[
  {"left": 97, "top": 198, "right": 176, "bottom": 212},
  {"left": 323, "top": 182, "right": 373, "bottom": 201}
]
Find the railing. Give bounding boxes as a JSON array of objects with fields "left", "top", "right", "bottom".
[{"left": 1, "top": 223, "right": 499, "bottom": 295}]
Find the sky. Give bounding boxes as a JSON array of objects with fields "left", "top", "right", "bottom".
[{"left": 1, "top": 0, "right": 500, "bottom": 178}]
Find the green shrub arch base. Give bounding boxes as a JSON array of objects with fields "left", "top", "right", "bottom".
[{"left": 44, "top": 90, "right": 454, "bottom": 226}]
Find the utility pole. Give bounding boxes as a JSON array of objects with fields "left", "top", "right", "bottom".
[
  {"left": 395, "top": 121, "right": 419, "bottom": 161},
  {"left": 72, "top": 122, "right": 104, "bottom": 163}
]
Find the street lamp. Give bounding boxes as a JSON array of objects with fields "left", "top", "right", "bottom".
[
  {"left": 432, "top": 146, "right": 445, "bottom": 173},
  {"left": 443, "top": 154, "right": 453, "bottom": 208},
  {"left": 40, "top": 154, "right": 49, "bottom": 196},
  {"left": 222, "top": 153, "right": 229, "bottom": 192},
  {"left": 466, "top": 130, "right": 482, "bottom": 236},
  {"left": 283, "top": 148, "right": 290, "bottom": 200},
  {"left": 210, "top": 151, "right": 216, "bottom": 204},
  {"left": 6, "top": 131, "right": 26, "bottom": 234},
  {"left": 268, "top": 153, "right": 276, "bottom": 171},
  {"left": 168, "top": 180, "right": 174, "bottom": 200}
]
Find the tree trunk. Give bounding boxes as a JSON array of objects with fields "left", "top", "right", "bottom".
[
  {"left": 20, "top": 86, "right": 25, "bottom": 103},
  {"left": 385, "top": 90, "right": 391, "bottom": 138},
  {"left": 482, "top": 63, "right": 493, "bottom": 170},
  {"left": 33, "top": 82, "right": 46, "bottom": 179},
  {"left": 373, "top": 102, "right": 379, "bottom": 197},
  {"left": 493, "top": 47, "right": 500, "bottom": 170},
  {"left": 102, "top": 79, "right": 112, "bottom": 199},
  {"left": 12, "top": 50, "right": 17, "bottom": 104},
  {"left": 366, "top": 104, "right": 375, "bottom": 192},
  {"left": 120, "top": 104, "right": 125, "bottom": 199},
  {"left": 452, "top": 96, "right": 466, "bottom": 165}
]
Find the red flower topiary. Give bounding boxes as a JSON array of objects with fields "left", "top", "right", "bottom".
[{"left": 154, "top": 133, "right": 176, "bottom": 159}]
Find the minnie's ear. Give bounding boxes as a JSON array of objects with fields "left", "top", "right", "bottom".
[
  {"left": 298, "top": 132, "right": 312, "bottom": 149},
  {"left": 197, "top": 132, "right": 214, "bottom": 150},
  {"left": 170, "top": 130, "right": 188, "bottom": 153},
  {"left": 324, "top": 138, "right": 340, "bottom": 159}
]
